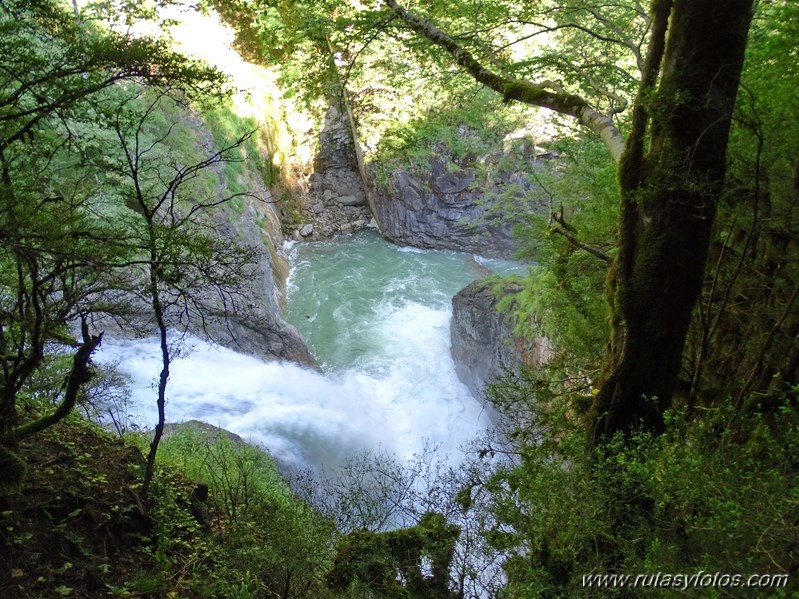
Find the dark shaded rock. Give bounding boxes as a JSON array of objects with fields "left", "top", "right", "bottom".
[
  {"left": 374, "top": 154, "right": 534, "bottom": 258},
  {"left": 297, "top": 102, "right": 373, "bottom": 240},
  {"left": 201, "top": 309, "right": 318, "bottom": 368},
  {"left": 206, "top": 200, "right": 319, "bottom": 368},
  {"left": 400, "top": 188, "right": 423, "bottom": 211},
  {"left": 86, "top": 112, "right": 319, "bottom": 370},
  {"left": 451, "top": 280, "right": 520, "bottom": 399},
  {"left": 434, "top": 170, "right": 474, "bottom": 194},
  {"left": 371, "top": 134, "right": 556, "bottom": 257},
  {"left": 451, "top": 279, "right": 551, "bottom": 399}
]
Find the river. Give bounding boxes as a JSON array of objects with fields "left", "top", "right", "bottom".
[{"left": 99, "top": 231, "right": 518, "bottom": 472}]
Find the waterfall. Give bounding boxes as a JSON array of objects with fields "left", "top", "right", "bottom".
[{"left": 98, "top": 231, "right": 519, "bottom": 472}]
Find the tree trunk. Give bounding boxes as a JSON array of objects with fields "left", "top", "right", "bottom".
[
  {"left": 591, "top": 0, "right": 755, "bottom": 442},
  {"left": 5, "top": 330, "right": 102, "bottom": 443},
  {"left": 381, "top": 0, "right": 755, "bottom": 441},
  {"left": 141, "top": 240, "right": 170, "bottom": 501}
]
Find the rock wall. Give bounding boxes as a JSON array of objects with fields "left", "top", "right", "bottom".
[
  {"left": 373, "top": 140, "right": 551, "bottom": 258},
  {"left": 201, "top": 196, "right": 319, "bottom": 368},
  {"left": 451, "top": 279, "right": 551, "bottom": 399},
  {"left": 289, "top": 104, "right": 376, "bottom": 241},
  {"left": 91, "top": 111, "right": 318, "bottom": 369}
]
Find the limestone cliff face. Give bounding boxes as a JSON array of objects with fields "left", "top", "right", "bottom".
[
  {"left": 372, "top": 140, "right": 551, "bottom": 258},
  {"left": 450, "top": 279, "right": 551, "bottom": 399},
  {"left": 290, "top": 104, "right": 375, "bottom": 241},
  {"left": 92, "top": 108, "right": 318, "bottom": 369},
  {"left": 200, "top": 197, "right": 318, "bottom": 367},
  {"left": 293, "top": 93, "right": 550, "bottom": 256}
]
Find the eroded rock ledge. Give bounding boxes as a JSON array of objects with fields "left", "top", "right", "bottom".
[
  {"left": 451, "top": 279, "right": 551, "bottom": 400},
  {"left": 373, "top": 139, "right": 553, "bottom": 258}
]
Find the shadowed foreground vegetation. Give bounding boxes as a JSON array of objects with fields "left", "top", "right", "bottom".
[{"left": 2, "top": 0, "right": 798, "bottom": 597}]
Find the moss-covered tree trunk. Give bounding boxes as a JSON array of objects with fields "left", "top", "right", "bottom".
[
  {"left": 382, "top": 0, "right": 755, "bottom": 441},
  {"left": 591, "top": 0, "right": 755, "bottom": 442}
]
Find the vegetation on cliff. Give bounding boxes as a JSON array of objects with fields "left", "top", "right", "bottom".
[
  {"left": 1, "top": 416, "right": 343, "bottom": 598},
  {"left": 2, "top": 0, "right": 798, "bottom": 597},
  {"left": 0, "top": 3, "right": 326, "bottom": 594},
  {"left": 207, "top": 0, "right": 798, "bottom": 594}
]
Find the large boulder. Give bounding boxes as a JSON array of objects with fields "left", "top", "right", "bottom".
[{"left": 450, "top": 279, "right": 551, "bottom": 400}]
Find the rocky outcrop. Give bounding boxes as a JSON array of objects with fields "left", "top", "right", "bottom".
[
  {"left": 201, "top": 199, "right": 319, "bottom": 367},
  {"left": 90, "top": 111, "right": 318, "bottom": 369},
  {"left": 90, "top": 194, "right": 318, "bottom": 368},
  {"left": 291, "top": 104, "right": 376, "bottom": 241},
  {"left": 169, "top": 110, "right": 317, "bottom": 367},
  {"left": 450, "top": 279, "right": 551, "bottom": 399},
  {"left": 199, "top": 301, "right": 317, "bottom": 367},
  {"left": 374, "top": 140, "right": 552, "bottom": 258}
]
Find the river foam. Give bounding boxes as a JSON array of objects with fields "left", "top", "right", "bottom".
[
  {"left": 99, "top": 231, "right": 499, "bottom": 472},
  {"left": 99, "top": 331, "right": 487, "bottom": 471}
]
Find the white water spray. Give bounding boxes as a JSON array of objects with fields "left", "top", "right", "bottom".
[{"left": 98, "top": 232, "right": 505, "bottom": 473}]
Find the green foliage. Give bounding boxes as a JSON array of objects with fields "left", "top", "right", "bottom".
[
  {"left": 371, "top": 87, "right": 531, "bottom": 185},
  {"left": 357, "top": 0, "right": 646, "bottom": 160},
  {"left": 0, "top": 446, "right": 27, "bottom": 490},
  {"left": 206, "top": 0, "right": 346, "bottom": 109},
  {"left": 154, "top": 424, "right": 338, "bottom": 598},
  {"left": 685, "top": 0, "right": 799, "bottom": 404},
  {"left": 0, "top": 0, "right": 250, "bottom": 448},
  {"left": 507, "top": 137, "right": 617, "bottom": 373},
  {"left": 0, "top": 1, "right": 275, "bottom": 518},
  {"left": 327, "top": 511, "right": 461, "bottom": 598},
  {"left": 0, "top": 419, "right": 155, "bottom": 598},
  {"left": 3, "top": 2, "right": 798, "bottom": 598},
  {"left": 205, "top": 108, "right": 258, "bottom": 198},
  {"left": 483, "top": 379, "right": 799, "bottom": 597}
]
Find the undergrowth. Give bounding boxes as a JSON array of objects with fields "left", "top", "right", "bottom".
[{"left": 486, "top": 375, "right": 799, "bottom": 598}]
